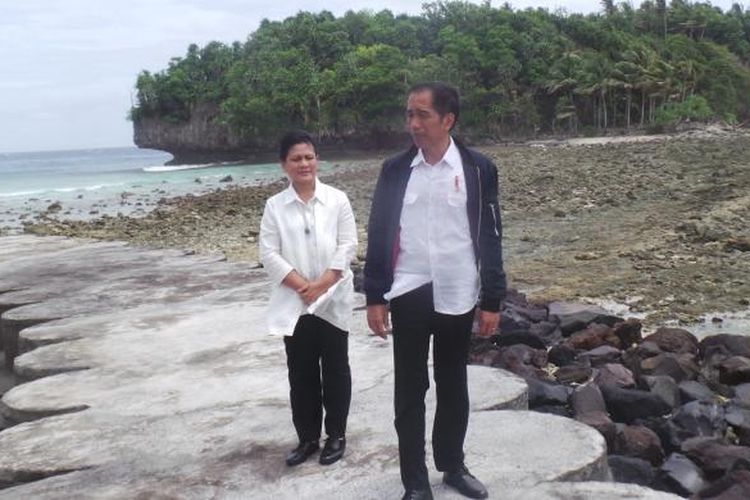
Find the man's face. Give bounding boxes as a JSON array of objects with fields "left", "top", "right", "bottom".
[{"left": 406, "top": 90, "right": 454, "bottom": 152}]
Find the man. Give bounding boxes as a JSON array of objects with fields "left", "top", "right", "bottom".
[{"left": 364, "top": 82, "right": 507, "bottom": 500}]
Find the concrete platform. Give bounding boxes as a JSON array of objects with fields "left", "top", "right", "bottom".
[{"left": 0, "top": 236, "right": 678, "bottom": 498}]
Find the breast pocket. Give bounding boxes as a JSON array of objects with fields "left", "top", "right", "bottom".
[{"left": 447, "top": 193, "right": 466, "bottom": 208}]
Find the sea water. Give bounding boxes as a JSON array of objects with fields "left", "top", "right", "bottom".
[{"left": 0, "top": 147, "right": 329, "bottom": 232}]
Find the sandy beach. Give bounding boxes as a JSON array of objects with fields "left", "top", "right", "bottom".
[{"left": 21, "top": 126, "right": 750, "bottom": 328}]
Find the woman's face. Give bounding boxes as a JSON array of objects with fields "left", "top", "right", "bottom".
[{"left": 282, "top": 142, "right": 318, "bottom": 187}]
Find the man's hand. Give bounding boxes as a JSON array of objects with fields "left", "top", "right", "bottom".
[
  {"left": 367, "top": 304, "right": 390, "bottom": 339},
  {"left": 477, "top": 310, "right": 500, "bottom": 338}
]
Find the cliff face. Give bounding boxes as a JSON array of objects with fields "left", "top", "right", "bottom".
[
  {"left": 133, "top": 103, "right": 258, "bottom": 164},
  {"left": 133, "top": 101, "right": 412, "bottom": 165}
]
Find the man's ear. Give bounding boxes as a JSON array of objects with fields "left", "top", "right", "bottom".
[{"left": 443, "top": 112, "right": 456, "bottom": 131}]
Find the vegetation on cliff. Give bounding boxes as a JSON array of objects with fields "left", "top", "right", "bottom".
[{"left": 130, "top": 1, "right": 750, "bottom": 145}]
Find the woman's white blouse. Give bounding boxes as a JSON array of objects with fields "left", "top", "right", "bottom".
[{"left": 259, "top": 179, "right": 357, "bottom": 336}]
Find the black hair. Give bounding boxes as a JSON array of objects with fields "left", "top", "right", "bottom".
[
  {"left": 279, "top": 130, "right": 317, "bottom": 161},
  {"left": 408, "top": 81, "right": 460, "bottom": 126}
]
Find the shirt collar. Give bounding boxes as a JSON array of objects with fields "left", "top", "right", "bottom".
[
  {"left": 410, "top": 137, "right": 461, "bottom": 170},
  {"left": 281, "top": 177, "right": 328, "bottom": 205}
]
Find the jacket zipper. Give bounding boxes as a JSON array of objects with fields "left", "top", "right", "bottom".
[{"left": 475, "top": 164, "right": 482, "bottom": 271}]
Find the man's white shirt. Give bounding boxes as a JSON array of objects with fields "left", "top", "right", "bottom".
[{"left": 384, "top": 138, "right": 479, "bottom": 315}]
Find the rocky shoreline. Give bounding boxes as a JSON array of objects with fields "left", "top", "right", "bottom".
[
  {"left": 24, "top": 126, "right": 750, "bottom": 327},
  {"left": 477, "top": 291, "right": 750, "bottom": 497}
]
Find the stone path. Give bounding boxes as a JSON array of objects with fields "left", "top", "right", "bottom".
[{"left": 0, "top": 236, "right": 679, "bottom": 499}]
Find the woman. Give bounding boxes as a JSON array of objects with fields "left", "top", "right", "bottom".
[{"left": 259, "top": 130, "right": 357, "bottom": 467}]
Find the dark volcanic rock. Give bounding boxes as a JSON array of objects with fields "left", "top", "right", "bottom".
[
  {"left": 525, "top": 378, "right": 571, "bottom": 408},
  {"left": 612, "top": 319, "right": 643, "bottom": 348},
  {"left": 568, "top": 323, "right": 621, "bottom": 350},
  {"left": 601, "top": 384, "right": 672, "bottom": 423},
  {"left": 682, "top": 437, "right": 750, "bottom": 480},
  {"left": 640, "top": 352, "right": 700, "bottom": 383},
  {"left": 577, "top": 411, "right": 617, "bottom": 447},
  {"left": 528, "top": 321, "right": 562, "bottom": 346},
  {"left": 493, "top": 331, "right": 546, "bottom": 350},
  {"left": 735, "top": 383, "right": 750, "bottom": 405},
  {"left": 548, "top": 343, "right": 578, "bottom": 367},
  {"left": 700, "top": 334, "right": 750, "bottom": 359},
  {"left": 697, "top": 462, "right": 750, "bottom": 499},
  {"left": 718, "top": 356, "right": 750, "bottom": 385},
  {"left": 645, "top": 327, "right": 699, "bottom": 356},
  {"left": 656, "top": 452, "right": 706, "bottom": 497},
  {"left": 671, "top": 401, "right": 726, "bottom": 440},
  {"left": 594, "top": 363, "right": 636, "bottom": 388},
  {"left": 555, "top": 363, "right": 592, "bottom": 384},
  {"left": 608, "top": 455, "right": 655, "bottom": 486},
  {"left": 725, "top": 403, "right": 750, "bottom": 447},
  {"left": 580, "top": 345, "right": 622, "bottom": 366},
  {"left": 614, "top": 424, "right": 665, "bottom": 465},
  {"left": 641, "top": 375, "right": 681, "bottom": 409},
  {"left": 571, "top": 382, "right": 607, "bottom": 415},
  {"left": 548, "top": 302, "right": 613, "bottom": 336},
  {"left": 494, "top": 344, "right": 548, "bottom": 378},
  {"left": 679, "top": 380, "right": 719, "bottom": 404}
]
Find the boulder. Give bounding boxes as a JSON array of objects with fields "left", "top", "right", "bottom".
[
  {"left": 718, "top": 356, "right": 750, "bottom": 385},
  {"left": 600, "top": 384, "right": 672, "bottom": 423},
  {"left": 641, "top": 375, "right": 681, "bottom": 409},
  {"left": 645, "top": 327, "right": 699, "bottom": 356},
  {"left": 493, "top": 331, "right": 547, "bottom": 350},
  {"left": 577, "top": 411, "right": 617, "bottom": 447},
  {"left": 671, "top": 401, "right": 726, "bottom": 440},
  {"left": 548, "top": 343, "right": 578, "bottom": 367},
  {"left": 655, "top": 453, "right": 706, "bottom": 497},
  {"left": 681, "top": 437, "right": 750, "bottom": 480},
  {"left": 725, "top": 403, "right": 750, "bottom": 447},
  {"left": 580, "top": 345, "right": 622, "bottom": 367},
  {"left": 678, "top": 380, "right": 719, "bottom": 404},
  {"left": 547, "top": 302, "right": 618, "bottom": 336},
  {"left": 525, "top": 377, "right": 571, "bottom": 408},
  {"left": 612, "top": 318, "right": 643, "bottom": 348},
  {"left": 494, "top": 344, "right": 548, "bottom": 379},
  {"left": 614, "top": 424, "right": 665, "bottom": 465},
  {"left": 554, "top": 363, "right": 592, "bottom": 385},
  {"left": 608, "top": 455, "right": 655, "bottom": 486},
  {"left": 528, "top": 321, "right": 562, "bottom": 346},
  {"left": 568, "top": 323, "right": 621, "bottom": 350},
  {"left": 735, "top": 383, "right": 750, "bottom": 405},
  {"left": 594, "top": 363, "right": 636, "bottom": 388},
  {"left": 640, "top": 353, "right": 700, "bottom": 383},
  {"left": 700, "top": 334, "right": 750, "bottom": 359},
  {"left": 571, "top": 382, "right": 607, "bottom": 416},
  {"left": 696, "top": 463, "right": 750, "bottom": 499}
]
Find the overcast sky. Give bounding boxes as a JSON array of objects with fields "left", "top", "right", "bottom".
[{"left": 0, "top": 0, "right": 741, "bottom": 153}]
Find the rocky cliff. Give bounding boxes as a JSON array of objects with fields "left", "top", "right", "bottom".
[{"left": 133, "top": 102, "right": 411, "bottom": 165}]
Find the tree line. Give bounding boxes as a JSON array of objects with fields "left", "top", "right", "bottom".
[{"left": 130, "top": 1, "right": 750, "bottom": 144}]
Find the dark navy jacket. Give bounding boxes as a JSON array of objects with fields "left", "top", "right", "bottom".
[{"left": 364, "top": 139, "right": 507, "bottom": 312}]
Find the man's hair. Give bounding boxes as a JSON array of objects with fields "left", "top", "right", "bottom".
[
  {"left": 408, "top": 81, "right": 460, "bottom": 125},
  {"left": 279, "top": 130, "right": 317, "bottom": 160}
]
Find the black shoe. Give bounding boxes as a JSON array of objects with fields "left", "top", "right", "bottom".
[
  {"left": 319, "top": 436, "right": 346, "bottom": 465},
  {"left": 443, "top": 465, "right": 488, "bottom": 499},
  {"left": 401, "top": 488, "right": 433, "bottom": 500},
  {"left": 285, "top": 440, "right": 319, "bottom": 466}
]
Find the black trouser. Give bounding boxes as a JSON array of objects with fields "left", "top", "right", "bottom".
[
  {"left": 283, "top": 314, "right": 351, "bottom": 442},
  {"left": 390, "top": 284, "right": 474, "bottom": 490}
]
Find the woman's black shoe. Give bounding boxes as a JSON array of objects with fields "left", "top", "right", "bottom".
[
  {"left": 319, "top": 436, "right": 346, "bottom": 465},
  {"left": 285, "top": 440, "right": 319, "bottom": 466}
]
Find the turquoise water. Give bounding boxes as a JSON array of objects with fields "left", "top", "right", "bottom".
[{"left": 0, "top": 147, "right": 332, "bottom": 232}]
